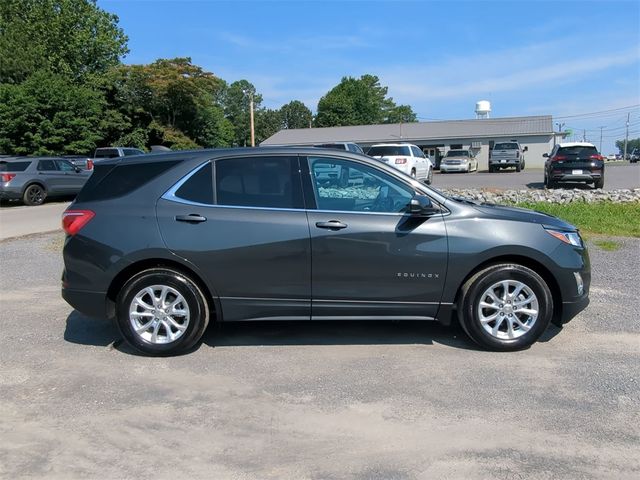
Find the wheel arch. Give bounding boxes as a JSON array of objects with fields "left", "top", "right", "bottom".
[
  {"left": 105, "top": 258, "right": 220, "bottom": 322},
  {"left": 449, "top": 254, "right": 563, "bottom": 326},
  {"left": 22, "top": 181, "right": 47, "bottom": 194}
]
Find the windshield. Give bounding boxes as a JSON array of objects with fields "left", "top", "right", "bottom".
[
  {"left": 493, "top": 143, "right": 519, "bottom": 150},
  {"left": 446, "top": 150, "right": 469, "bottom": 157},
  {"left": 367, "top": 145, "right": 411, "bottom": 157}
]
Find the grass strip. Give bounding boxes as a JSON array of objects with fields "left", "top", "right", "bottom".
[{"left": 514, "top": 201, "right": 640, "bottom": 238}]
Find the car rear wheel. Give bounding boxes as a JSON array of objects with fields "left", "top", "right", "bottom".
[
  {"left": 457, "top": 264, "right": 553, "bottom": 351},
  {"left": 23, "top": 184, "right": 46, "bottom": 206},
  {"left": 594, "top": 175, "right": 604, "bottom": 189},
  {"left": 116, "top": 268, "right": 210, "bottom": 356},
  {"left": 425, "top": 168, "right": 433, "bottom": 185}
]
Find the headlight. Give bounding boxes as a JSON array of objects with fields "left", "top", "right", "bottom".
[{"left": 545, "top": 228, "right": 583, "bottom": 247}]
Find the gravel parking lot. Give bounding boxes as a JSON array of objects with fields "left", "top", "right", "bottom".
[
  {"left": 0, "top": 233, "right": 639, "bottom": 479},
  {"left": 433, "top": 162, "right": 640, "bottom": 191}
]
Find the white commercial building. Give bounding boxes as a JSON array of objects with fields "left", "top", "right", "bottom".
[{"left": 262, "top": 115, "right": 564, "bottom": 170}]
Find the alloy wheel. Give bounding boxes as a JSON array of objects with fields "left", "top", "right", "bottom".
[
  {"left": 477, "top": 280, "right": 539, "bottom": 340},
  {"left": 129, "top": 285, "right": 190, "bottom": 344}
]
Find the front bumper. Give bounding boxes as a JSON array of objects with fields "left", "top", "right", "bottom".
[
  {"left": 440, "top": 164, "right": 469, "bottom": 172},
  {"left": 557, "top": 295, "right": 590, "bottom": 326}
]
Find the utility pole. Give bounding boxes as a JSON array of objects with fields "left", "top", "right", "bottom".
[
  {"left": 249, "top": 92, "right": 255, "bottom": 147},
  {"left": 555, "top": 122, "right": 565, "bottom": 147},
  {"left": 583, "top": 129, "right": 586, "bottom": 142},
  {"left": 599, "top": 126, "right": 604, "bottom": 152},
  {"left": 623, "top": 112, "right": 630, "bottom": 161}
]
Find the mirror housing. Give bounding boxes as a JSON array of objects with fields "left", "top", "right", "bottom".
[
  {"left": 523, "top": 146, "right": 529, "bottom": 152},
  {"left": 542, "top": 153, "right": 549, "bottom": 158},
  {"left": 75, "top": 167, "right": 81, "bottom": 173},
  {"left": 408, "top": 195, "right": 439, "bottom": 215}
]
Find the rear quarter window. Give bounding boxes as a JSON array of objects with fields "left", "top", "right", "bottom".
[
  {"left": 75, "top": 161, "right": 180, "bottom": 202},
  {"left": 174, "top": 162, "right": 213, "bottom": 204},
  {"left": 0, "top": 161, "right": 31, "bottom": 172}
]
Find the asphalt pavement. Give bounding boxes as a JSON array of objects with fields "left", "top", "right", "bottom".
[
  {"left": 0, "top": 201, "right": 70, "bottom": 240},
  {"left": 0, "top": 232, "right": 638, "bottom": 479}
]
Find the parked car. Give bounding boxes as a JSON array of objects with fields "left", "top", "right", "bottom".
[
  {"left": 630, "top": 148, "right": 639, "bottom": 164},
  {"left": 489, "top": 141, "right": 527, "bottom": 172},
  {"left": 313, "top": 142, "right": 366, "bottom": 155},
  {"left": 62, "top": 155, "right": 94, "bottom": 171},
  {"left": 0, "top": 157, "right": 92, "bottom": 205},
  {"left": 94, "top": 147, "right": 145, "bottom": 160},
  {"left": 440, "top": 149, "right": 479, "bottom": 173},
  {"left": 544, "top": 142, "right": 605, "bottom": 189},
  {"left": 61, "top": 147, "right": 590, "bottom": 355},
  {"left": 367, "top": 143, "right": 433, "bottom": 184},
  {"left": 605, "top": 154, "right": 617, "bottom": 161}
]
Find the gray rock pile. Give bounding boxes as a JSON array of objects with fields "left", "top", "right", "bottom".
[{"left": 439, "top": 188, "right": 640, "bottom": 204}]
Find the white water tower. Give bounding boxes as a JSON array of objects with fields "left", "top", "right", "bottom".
[{"left": 475, "top": 100, "right": 491, "bottom": 119}]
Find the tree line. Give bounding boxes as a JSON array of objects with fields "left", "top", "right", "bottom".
[{"left": 0, "top": 0, "right": 417, "bottom": 156}]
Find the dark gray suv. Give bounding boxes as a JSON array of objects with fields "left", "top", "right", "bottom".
[{"left": 62, "top": 148, "right": 590, "bottom": 355}]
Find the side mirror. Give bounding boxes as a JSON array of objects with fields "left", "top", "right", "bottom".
[
  {"left": 408, "top": 195, "right": 439, "bottom": 215},
  {"left": 75, "top": 167, "right": 81, "bottom": 173},
  {"left": 523, "top": 146, "right": 529, "bottom": 152},
  {"left": 543, "top": 153, "right": 549, "bottom": 158}
]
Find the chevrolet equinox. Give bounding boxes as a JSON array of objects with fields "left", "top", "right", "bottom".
[{"left": 61, "top": 148, "right": 590, "bottom": 355}]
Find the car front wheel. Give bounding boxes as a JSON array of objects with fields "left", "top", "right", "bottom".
[
  {"left": 457, "top": 264, "right": 553, "bottom": 351},
  {"left": 425, "top": 168, "right": 433, "bottom": 185},
  {"left": 116, "top": 268, "right": 210, "bottom": 356}
]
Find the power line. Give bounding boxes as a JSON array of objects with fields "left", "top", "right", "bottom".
[{"left": 553, "top": 104, "right": 640, "bottom": 120}]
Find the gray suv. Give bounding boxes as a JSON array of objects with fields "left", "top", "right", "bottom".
[
  {"left": 62, "top": 148, "right": 590, "bottom": 355},
  {"left": 1, "top": 157, "right": 92, "bottom": 205}
]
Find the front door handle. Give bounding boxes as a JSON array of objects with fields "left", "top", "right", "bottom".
[
  {"left": 315, "top": 220, "right": 347, "bottom": 230},
  {"left": 175, "top": 214, "right": 207, "bottom": 223}
]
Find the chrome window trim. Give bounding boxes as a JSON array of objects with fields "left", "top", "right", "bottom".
[{"left": 162, "top": 160, "right": 214, "bottom": 206}]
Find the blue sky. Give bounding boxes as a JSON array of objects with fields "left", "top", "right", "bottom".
[{"left": 101, "top": 0, "right": 640, "bottom": 153}]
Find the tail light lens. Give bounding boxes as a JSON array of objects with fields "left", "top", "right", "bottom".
[
  {"left": 86, "top": 159, "right": 94, "bottom": 170},
  {"left": 552, "top": 155, "right": 567, "bottom": 162},
  {"left": 0, "top": 173, "right": 16, "bottom": 183},
  {"left": 62, "top": 210, "right": 95, "bottom": 236},
  {"left": 589, "top": 154, "right": 604, "bottom": 161},
  {"left": 395, "top": 158, "right": 407, "bottom": 164}
]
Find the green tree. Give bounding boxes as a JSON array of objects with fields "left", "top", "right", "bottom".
[
  {"left": 315, "top": 74, "right": 416, "bottom": 127},
  {"left": 255, "top": 108, "right": 283, "bottom": 144},
  {"left": 280, "top": 100, "right": 312, "bottom": 129},
  {"left": 0, "top": 71, "right": 105, "bottom": 154},
  {"left": 615, "top": 138, "right": 640, "bottom": 155},
  {"left": 0, "top": 0, "right": 128, "bottom": 84},
  {"left": 223, "top": 80, "right": 263, "bottom": 146},
  {"left": 385, "top": 104, "right": 418, "bottom": 123}
]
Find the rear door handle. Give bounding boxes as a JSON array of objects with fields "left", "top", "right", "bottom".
[
  {"left": 175, "top": 214, "right": 207, "bottom": 223},
  {"left": 315, "top": 220, "right": 347, "bottom": 230}
]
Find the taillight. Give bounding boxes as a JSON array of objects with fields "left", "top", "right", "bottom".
[
  {"left": 0, "top": 173, "right": 16, "bottom": 183},
  {"left": 62, "top": 210, "right": 95, "bottom": 236},
  {"left": 552, "top": 155, "right": 567, "bottom": 162},
  {"left": 395, "top": 157, "right": 407, "bottom": 164},
  {"left": 589, "top": 154, "right": 604, "bottom": 161},
  {"left": 87, "top": 159, "right": 94, "bottom": 170}
]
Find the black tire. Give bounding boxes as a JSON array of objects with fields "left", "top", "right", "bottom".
[
  {"left": 457, "top": 264, "right": 553, "bottom": 351},
  {"left": 116, "top": 268, "right": 210, "bottom": 356},
  {"left": 23, "top": 184, "right": 46, "bottom": 206},
  {"left": 425, "top": 168, "right": 433, "bottom": 185},
  {"left": 515, "top": 163, "right": 521, "bottom": 172},
  {"left": 594, "top": 175, "right": 604, "bottom": 189},
  {"left": 489, "top": 165, "right": 495, "bottom": 173}
]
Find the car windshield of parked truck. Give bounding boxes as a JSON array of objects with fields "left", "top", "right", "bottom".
[
  {"left": 493, "top": 143, "right": 519, "bottom": 150},
  {"left": 446, "top": 150, "right": 469, "bottom": 157},
  {"left": 367, "top": 146, "right": 411, "bottom": 157},
  {"left": 0, "top": 161, "right": 31, "bottom": 172}
]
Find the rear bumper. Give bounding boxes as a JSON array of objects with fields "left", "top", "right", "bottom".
[
  {"left": 550, "top": 172, "right": 601, "bottom": 183},
  {"left": 62, "top": 287, "right": 108, "bottom": 319},
  {"left": 0, "top": 186, "right": 23, "bottom": 200},
  {"left": 490, "top": 160, "right": 519, "bottom": 167}
]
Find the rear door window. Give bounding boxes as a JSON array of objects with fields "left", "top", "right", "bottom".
[
  {"left": 215, "top": 156, "right": 303, "bottom": 209},
  {"left": 37, "top": 160, "right": 58, "bottom": 171},
  {"left": 410, "top": 146, "right": 424, "bottom": 158},
  {"left": 0, "top": 161, "right": 31, "bottom": 172}
]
